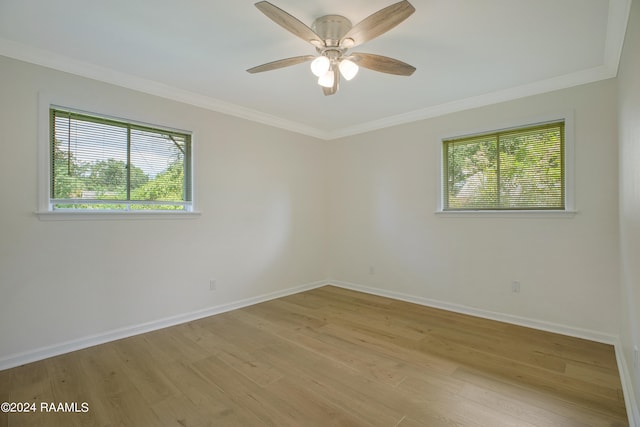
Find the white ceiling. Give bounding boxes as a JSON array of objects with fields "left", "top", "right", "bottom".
[{"left": 0, "top": 0, "right": 631, "bottom": 139}]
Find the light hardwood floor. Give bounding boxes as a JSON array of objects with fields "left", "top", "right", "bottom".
[{"left": 0, "top": 285, "right": 629, "bottom": 426}]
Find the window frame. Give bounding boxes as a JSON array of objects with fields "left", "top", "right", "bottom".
[
  {"left": 437, "top": 114, "right": 576, "bottom": 217},
  {"left": 37, "top": 97, "right": 199, "bottom": 220}
]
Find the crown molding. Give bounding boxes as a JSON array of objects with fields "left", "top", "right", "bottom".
[
  {"left": 0, "top": 38, "right": 328, "bottom": 140},
  {"left": 604, "top": 0, "right": 633, "bottom": 74},
  {"left": 0, "top": 0, "right": 631, "bottom": 141},
  {"left": 326, "top": 64, "right": 618, "bottom": 140}
]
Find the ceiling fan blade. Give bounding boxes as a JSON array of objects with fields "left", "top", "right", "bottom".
[
  {"left": 247, "top": 55, "right": 315, "bottom": 73},
  {"left": 322, "top": 66, "right": 339, "bottom": 96},
  {"left": 255, "top": 1, "right": 323, "bottom": 47},
  {"left": 341, "top": 0, "right": 415, "bottom": 48},
  {"left": 350, "top": 53, "right": 416, "bottom": 76}
]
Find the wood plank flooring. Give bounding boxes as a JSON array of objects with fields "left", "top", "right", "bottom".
[{"left": 0, "top": 285, "right": 629, "bottom": 426}]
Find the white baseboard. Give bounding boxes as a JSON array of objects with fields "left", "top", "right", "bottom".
[
  {"left": 615, "top": 340, "right": 640, "bottom": 427},
  {"left": 3, "top": 278, "right": 637, "bottom": 426},
  {"left": 329, "top": 280, "right": 617, "bottom": 344},
  {"left": 329, "top": 279, "right": 640, "bottom": 425},
  {"left": 0, "top": 280, "right": 327, "bottom": 371}
]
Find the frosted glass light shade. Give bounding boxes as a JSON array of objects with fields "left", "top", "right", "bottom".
[
  {"left": 318, "top": 70, "right": 334, "bottom": 88},
  {"left": 310, "top": 56, "right": 331, "bottom": 77},
  {"left": 339, "top": 59, "right": 359, "bottom": 81}
]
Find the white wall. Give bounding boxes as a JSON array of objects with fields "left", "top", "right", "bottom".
[
  {"left": 618, "top": 0, "right": 640, "bottom": 416},
  {"left": 0, "top": 56, "right": 328, "bottom": 365},
  {"left": 327, "top": 79, "right": 621, "bottom": 337},
  {"left": 0, "top": 50, "right": 629, "bottom": 387}
]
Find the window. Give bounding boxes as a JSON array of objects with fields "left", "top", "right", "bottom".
[
  {"left": 49, "top": 108, "right": 192, "bottom": 212},
  {"left": 442, "top": 121, "right": 565, "bottom": 211}
]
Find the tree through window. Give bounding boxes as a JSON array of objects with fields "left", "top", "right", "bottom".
[
  {"left": 442, "top": 121, "right": 565, "bottom": 210},
  {"left": 50, "top": 108, "right": 192, "bottom": 211}
]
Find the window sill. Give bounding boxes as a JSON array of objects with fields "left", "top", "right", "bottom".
[
  {"left": 435, "top": 210, "right": 577, "bottom": 219},
  {"left": 35, "top": 211, "right": 202, "bottom": 221}
]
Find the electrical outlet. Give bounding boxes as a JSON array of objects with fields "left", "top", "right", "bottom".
[
  {"left": 209, "top": 279, "right": 217, "bottom": 291},
  {"left": 511, "top": 281, "right": 521, "bottom": 293},
  {"left": 634, "top": 346, "right": 639, "bottom": 367},
  {"left": 369, "top": 266, "right": 375, "bottom": 275}
]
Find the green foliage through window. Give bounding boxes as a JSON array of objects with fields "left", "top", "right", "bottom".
[
  {"left": 443, "top": 121, "right": 565, "bottom": 210},
  {"left": 50, "top": 108, "right": 192, "bottom": 211}
]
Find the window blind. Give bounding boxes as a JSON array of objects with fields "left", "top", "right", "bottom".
[
  {"left": 443, "top": 121, "right": 564, "bottom": 210},
  {"left": 50, "top": 108, "right": 192, "bottom": 211}
]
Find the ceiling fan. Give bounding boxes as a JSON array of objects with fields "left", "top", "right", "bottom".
[{"left": 247, "top": 1, "right": 416, "bottom": 96}]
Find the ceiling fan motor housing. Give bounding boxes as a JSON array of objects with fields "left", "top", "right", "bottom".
[{"left": 311, "top": 15, "right": 352, "bottom": 47}]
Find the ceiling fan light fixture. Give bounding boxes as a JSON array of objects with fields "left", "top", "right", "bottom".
[
  {"left": 339, "top": 59, "right": 359, "bottom": 81},
  {"left": 318, "top": 69, "right": 335, "bottom": 88},
  {"left": 249, "top": 1, "right": 417, "bottom": 95},
  {"left": 310, "top": 55, "right": 331, "bottom": 77}
]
